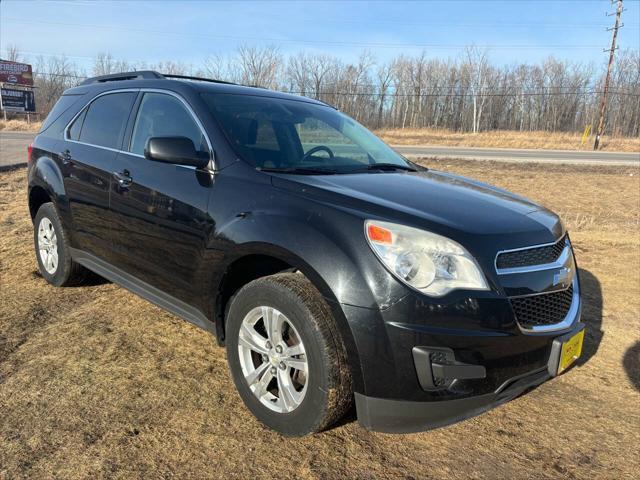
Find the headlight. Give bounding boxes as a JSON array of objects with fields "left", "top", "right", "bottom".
[{"left": 365, "top": 220, "right": 489, "bottom": 297}]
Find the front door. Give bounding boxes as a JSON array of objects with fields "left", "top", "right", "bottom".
[{"left": 108, "top": 91, "right": 214, "bottom": 306}]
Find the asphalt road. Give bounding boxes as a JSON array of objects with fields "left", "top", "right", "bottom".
[
  {"left": 0, "top": 131, "right": 34, "bottom": 170},
  {"left": 397, "top": 145, "right": 639, "bottom": 166},
  {"left": 1, "top": 131, "right": 638, "bottom": 169}
]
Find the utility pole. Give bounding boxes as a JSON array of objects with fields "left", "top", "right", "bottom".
[{"left": 594, "top": 0, "right": 624, "bottom": 150}]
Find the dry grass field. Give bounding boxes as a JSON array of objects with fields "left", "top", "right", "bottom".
[
  {"left": 1, "top": 160, "right": 639, "bottom": 479},
  {"left": 375, "top": 128, "right": 640, "bottom": 153},
  {"left": 0, "top": 120, "right": 41, "bottom": 133}
]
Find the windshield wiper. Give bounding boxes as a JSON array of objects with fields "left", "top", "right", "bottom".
[
  {"left": 356, "top": 163, "right": 418, "bottom": 172},
  {"left": 257, "top": 166, "right": 338, "bottom": 175}
]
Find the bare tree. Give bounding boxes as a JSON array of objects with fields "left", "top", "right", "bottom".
[
  {"left": 464, "top": 46, "right": 490, "bottom": 133},
  {"left": 4, "top": 44, "right": 22, "bottom": 62},
  {"left": 7, "top": 44, "right": 638, "bottom": 137},
  {"left": 237, "top": 45, "right": 281, "bottom": 88},
  {"left": 376, "top": 63, "right": 393, "bottom": 128},
  {"left": 93, "top": 52, "right": 131, "bottom": 76},
  {"left": 307, "top": 54, "right": 334, "bottom": 100},
  {"left": 287, "top": 52, "right": 311, "bottom": 96},
  {"left": 204, "top": 54, "right": 231, "bottom": 81},
  {"left": 34, "top": 54, "right": 84, "bottom": 114},
  {"left": 148, "top": 60, "right": 188, "bottom": 75}
]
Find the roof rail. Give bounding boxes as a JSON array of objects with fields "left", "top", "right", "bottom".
[
  {"left": 162, "top": 73, "right": 237, "bottom": 85},
  {"left": 80, "top": 70, "right": 238, "bottom": 87},
  {"left": 80, "top": 71, "right": 164, "bottom": 86}
]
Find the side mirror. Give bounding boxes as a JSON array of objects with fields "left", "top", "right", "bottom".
[{"left": 144, "top": 136, "right": 209, "bottom": 169}]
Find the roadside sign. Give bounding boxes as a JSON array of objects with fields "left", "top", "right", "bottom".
[
  {"left": 0, "top": 59, "right": 34, "bottom": 86},
  {"left": 1, "top": 87, "right": 36, "bottom": 112}
]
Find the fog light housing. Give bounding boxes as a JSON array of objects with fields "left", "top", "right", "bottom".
[{"left": 412, "top": 347, "right": 486, "bottom": 391}]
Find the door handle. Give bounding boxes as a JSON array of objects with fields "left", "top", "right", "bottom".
[
  {"left": 60, "top": 149, "right": 73, "bottom": 165},
  {"left": 113, "top": 170, "right": 132, "bottom": 188}
]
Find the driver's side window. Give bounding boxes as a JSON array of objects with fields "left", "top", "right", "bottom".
[{"left": 130, "top": 92, "right": 208, "bottom": 156}]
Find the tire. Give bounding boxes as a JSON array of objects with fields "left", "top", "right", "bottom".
[
  {"left": 33, "top": 202, "right": 88, "bottom": 287},
  {"left": 226, "top": 273, "right": 352, "bottom": 436}
]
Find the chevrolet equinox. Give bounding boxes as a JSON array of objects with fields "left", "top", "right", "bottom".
[{"left": 27, "top": 71, "right": 585, "bottom": 435}]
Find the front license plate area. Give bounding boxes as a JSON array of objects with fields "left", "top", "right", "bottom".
[
  {"left": 547, "top": 324, "right": 585, "bottom": 377},
  {"left": 558, "top": 329, "right": 584, "bottom": 374}
]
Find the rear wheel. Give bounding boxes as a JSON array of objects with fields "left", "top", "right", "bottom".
[
  {"left": 226, "top": 273, "right": 352, "bottom": 436},
  {"left": 33, "top": 202, "right": 88, "bottom": 287}
]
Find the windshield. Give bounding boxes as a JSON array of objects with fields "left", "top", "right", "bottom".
[{"left": 202, "top": 93, "right": 413, "bottom": 173}]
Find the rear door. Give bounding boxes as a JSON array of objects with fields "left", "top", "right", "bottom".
[
  {"left": 108, "top": 90, "right": 214, "bottom": 306},
  {"left": 62, "top": 90, "right": 137, "bottom": 259}
]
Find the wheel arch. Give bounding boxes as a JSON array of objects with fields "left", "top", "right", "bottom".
[
  {"left": 213, "top": 245, "right": 365, "bottom": 393},
  {"left": 28, "top": 185, "right": 52, "bottom": 220},
  {"left": 28, "top": 154, "right": 68, "bottom": 220}
]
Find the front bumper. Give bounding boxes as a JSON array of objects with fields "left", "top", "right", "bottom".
[
  {"left": 354, "top": 321, "right": 585, "bottom": 433},
  {"left": 339, "top": 225, "right": 582, "bottom": 432},
  {"left": 342, "top": 254, "right": 583, "bottom": 432},
  {"left": 356, "top": 368, "right": 549, "bottom": 433}
]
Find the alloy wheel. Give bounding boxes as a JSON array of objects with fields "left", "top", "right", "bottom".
[
  {"left": 37, "top": 217, "right": 59, "bottom": 274},
  {"left": 237, "top": 306, "right": 308, "bottom": 413}
]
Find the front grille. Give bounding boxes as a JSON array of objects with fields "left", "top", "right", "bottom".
[
  {"left": 510, "top": 286, "right": 574, "bottom": 328},
  {"left": 497, "top": 235, "right": 566, "bottom": 270}
]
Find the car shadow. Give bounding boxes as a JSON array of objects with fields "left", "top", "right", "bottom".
[
  {"left": 575, "top": 268, "right": 604, "bottom": 367},
  {"left": 80, "top": 270, "right": 111, "bottom": 286},
  {"left": 31, "top": 269, "right": 110, "bottom": 287},
  {"left": 623, "top": 341, "right": 640, "bottom": 392}
]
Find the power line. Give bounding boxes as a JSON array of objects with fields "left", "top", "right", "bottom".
[
  {"left": 4, "top": 15, "right": 638, "bottom": 31},
  {"left": 33, "top": 72, "right": 87, "bottom": 80},
  {"left": 301, "top": 19, "right": 640, "bottom": 29},
  {"left": 5, "top": 15, "right": 637, "bottom": 31},
  {"left": 293, "top": 90, "right": 638, "bottom": 98},
  {"left": 0, "top": 18, "right": 612, "bottom": 50},
  {"left": 292, "top": 16, "right": 640, "bottom": 29}
]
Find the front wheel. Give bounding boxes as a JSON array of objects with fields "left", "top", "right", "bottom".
[{"left": 226, "top": 273, "right": 352, "bottom": 436}]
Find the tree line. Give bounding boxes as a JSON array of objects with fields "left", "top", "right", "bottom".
[{"left": 8, "top": 45, "right": 640, "bottom": 137}]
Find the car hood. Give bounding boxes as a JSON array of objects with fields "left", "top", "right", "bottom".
[{"left": 271, "top": 170, "right": 563, "bottom": 244}]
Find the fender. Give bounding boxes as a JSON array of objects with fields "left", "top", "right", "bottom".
[
  {"left": 28, "top": 151, "right": 70, "bottom": 218},
  {"left": 209, "top": 208, "right": 401, "bottom": 394},
  {"left": 214, "top": 209, "right": 381, "bottom": 309},
  {"left": 29, "top": 155, "right": 65, "bottom": 200},
  {"left": 202, "top": 162, "right": 408, "bottom": 310}
]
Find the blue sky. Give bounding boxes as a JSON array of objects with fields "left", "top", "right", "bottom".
[{"left": 1, "top": 0, "right": 639, "bottom": 71}]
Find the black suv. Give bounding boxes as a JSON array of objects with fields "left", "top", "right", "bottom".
[{"left": 28, "top": 71, "right": 585, "bottom": 435}]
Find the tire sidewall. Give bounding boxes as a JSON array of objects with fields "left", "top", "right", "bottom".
[
  {"left": 34, "top": 203, "right": 72, "bottom": 287},
  {"left": 226, "top": 279, "right": 332, "bottom": 436}
]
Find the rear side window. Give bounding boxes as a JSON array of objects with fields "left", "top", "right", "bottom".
[
  {"left": 39, "top": 94, "right": 83, "bottom": 133},
  {"left": 67, "top": 109, "right": 86, "bottom": 141},
  {"left": 130, "top": 92, "right": 208, "bottom": 156},
  {"left": 79, "top": 92, "right": 136, "bottom": 149}
]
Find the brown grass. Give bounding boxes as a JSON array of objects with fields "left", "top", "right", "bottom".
[
  {"left": 1, "top": 161, "right": 639, "bottom": 479},
  {"left": 0, "top": 119, "right": 41, "bottom": 133},
  {"left": 376, "top": 127, "right": 640, "bottom": 153}
]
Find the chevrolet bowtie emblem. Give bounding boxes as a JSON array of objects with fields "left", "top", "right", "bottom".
[{"left": 553, "top": 267, "right": 571, "bottom": 287}]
